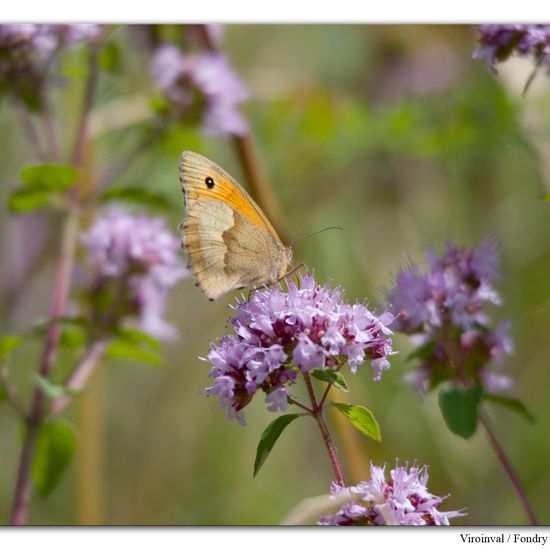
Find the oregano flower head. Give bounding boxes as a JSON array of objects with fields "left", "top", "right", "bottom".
[{"left": 205, "top": 275, "right": 394, "bottom": 424}]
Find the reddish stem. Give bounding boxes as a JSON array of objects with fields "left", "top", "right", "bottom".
[
  {"left": 444, "top": 335, "right": 538, "bottom": 525},
  {"left": 10, "top": 212, "right": 79, "bottom": 525},
  {"left": 303, "top": 373, "right": 347, "bottom": 487},
  {"left": 49, "top": 341, "right": 107, "bottom": 417},
  {"left": 479, "top": 413, "right": 538, "bottom": 525}
]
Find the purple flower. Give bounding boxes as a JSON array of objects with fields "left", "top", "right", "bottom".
[
  {"left": 204, "top": 275, "right": 394, "bottom": 423},
  {"left": 473, "top": 24, "right": 550, "bottom": 73},
  {"left": 319, "top": 462, "right": 466, "bottom": 526},
  {"left": 81, "top": 207, "right": 189, "bottom": 340},
  {"left": 0, "top": 24, "right": 103, "bottom": 109},
  {"left": 387, "top": 240, "right": 513, "bottom": 394},
  {"left": 150, "top": 44, "right": 248, "bottom": 137}
]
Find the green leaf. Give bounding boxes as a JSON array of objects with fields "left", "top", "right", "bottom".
[
  {"left": 31, "top": 316, "right": 88, "bottom": 332},
  {"left": 99, "top": 41, "right": 121, "bottom": 73},
  {"left": 32, "top": 420, "right": 77, "bottom": 498},
  {"left": 58, "top": 326, "right": 86, "bottom": 349},
  {"left": 254, "top": 414, "right": 302, "bottom": 477},
  {"left": 99, "top": 186, "right": 173, "bottom": 212},
  {"left": 406, "top": 340, "right": 437, "bottom": 362},
  {"left": 105, "top": 338, "right": 163, "bottom": 366},
  {"left": 439, "top": 384, "right": 483, "bottom": 439},
  {"left": 332, "top": 403, "right": 381, "bottom": 441},
  {"left": 34, "top": 374, "right": 67, "bottom": 401},
  {"left": 8, "top": 188, "right": 57, "bottom": 213},
  {"left": 0, "top": 336, "right": 24, "bottom": 359},
  {"left": 0, "top": 383, "right": 6, "bottom": 402},
  {"left": 484, "top": 393, "right": 536, "bottom": 423},
  {"left": 20, "top": 164, "right": 80, "bottom": 191},
  {"left": 115, "top": 327, "right": 161, "bottom": 351},
  {"left": 310, "top": 369, "right": 348, "bottom": 392}
]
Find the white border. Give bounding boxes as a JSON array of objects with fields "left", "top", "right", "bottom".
[
  {"left": 2, "top": 526, "right": 550, "bottom": 550},
  {"left": 0, "top": 0, "right": 550, "bottom": 23}
]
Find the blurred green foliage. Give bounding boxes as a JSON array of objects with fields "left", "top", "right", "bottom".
[{"left": 1, "top": 24, "right": 550, "bottom": 525}]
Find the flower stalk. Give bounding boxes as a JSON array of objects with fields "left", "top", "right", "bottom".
[{"left": 10, "top": 209, "right": 79, "bottom": 525}]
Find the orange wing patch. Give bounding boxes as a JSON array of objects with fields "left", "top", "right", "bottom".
[
  {"left": 180, "top": 151, "right": 273, "bottom": 234},
  {"left": 186, "top": 182, "right": 267, "bottom": 231}
]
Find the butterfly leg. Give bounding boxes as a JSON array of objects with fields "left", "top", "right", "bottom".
[{"left": 278, "top": 262, "right": 307, "bottom": 289}]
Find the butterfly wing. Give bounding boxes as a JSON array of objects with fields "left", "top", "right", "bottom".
[{"left": 179, "top": 151, "right": 289, "bottom": 300}]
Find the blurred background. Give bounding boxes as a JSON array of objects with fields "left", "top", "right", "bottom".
[{"left": 1, "top": 24, "right": 550, "bottom": 525}]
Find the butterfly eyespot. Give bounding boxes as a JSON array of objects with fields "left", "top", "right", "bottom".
[{"left": 205, "top": 176, "right": 215, "bottom": 189}]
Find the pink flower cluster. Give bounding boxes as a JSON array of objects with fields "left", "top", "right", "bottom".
[
  {"left": 319, "top": 463, "right": 465, "bottom": 526},
  {"left": 387, "top": 240, "right": 514, "bottom": 394},
  {"left": 151, "top": 43, "right": 248, "bottom": 137},
  {"left": 205, "top": 275, "right": 394, "bottom": 424},
  {"left": 81, "top": 207, "right": 188, "bottom": 340}
]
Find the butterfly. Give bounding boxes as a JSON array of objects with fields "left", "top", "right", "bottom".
[{"left": 179, "top": 151, "right": 292, "bottom": 300}]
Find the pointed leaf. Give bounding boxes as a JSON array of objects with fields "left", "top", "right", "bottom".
[
  {"left": 439, "top": 384, "right": 483, "bottom": 439},
  {"left": 105, "top": 338, "right": 163, "bottom": 366},
  {"left": 254, "top": 414, "right": 302, "bottom": 477},
  {"left": 99, "top": 41, "right": 121, "bottom": 73},
  {"left": 99, "top": 186, "right": 173, "bottom": 212},
  {"left": 20, "top": 164, "right": 80, "bottom": 191},
  {"left": 8, "top": 188, "right": 56, "bottom": 213},
  {"left": 115, "top": 327, "right": 161, "bottom": 352},
  {"left": 0, "top": 336, "right": 24, "bottom": 359},
  {"left": 484, "top": 393, "right": 535, "bottom": 423},
  {"left": 32, "top": 420, "right": 77, "bottom": 498},
  {"left": 311, "top": 369, "right": 348, "bottom": 392},
  {"left": 34, "top": 374, "right": 67, "bottom": 401},
  {"left": 332, "top": 403, "right": 381, "bottom": 441}
]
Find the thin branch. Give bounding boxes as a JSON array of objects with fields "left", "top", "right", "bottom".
[
  {"left": 313, "top": 410, "right": 347, "bottom": 488},
  {"left": 287, "top": 397, "right": 314, "bottom": 415},
  {"left": 317, "top": 383, "right": 333, "bottom": 410},
  {"left": 42, "top": 107, "right": 59, "bottom": 161},
  {"left": 72, "top": 44, "right": 101, "bottom": 168},
  {"left": 445, "top": 341, "right": 538, "bottom": 526},
  {"left": 0, "top": 365, "right": 27, "bottom": 418},
  {"left": 95, "top": 125, "right": 166, "bottom": 193},
  {"left": 303, "top": 372, "right": 347, "bottom": 487},
  {"left": 194, "top": 24, "right": 289, "bottom": 244},
  {"left": 14, "top": 102, "right": 46, "bottom": 161},
  {"left": 49, "top": 341, "right": 107, "bottom": 417},
  {"left": 10, "top": 211, "right": 79, "bottom": 526},
  {"left": 479, "top": 412, "right": 538, "bottom": 525}
]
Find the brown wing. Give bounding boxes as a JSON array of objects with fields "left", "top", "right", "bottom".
[{"left": 179, "top": 151, "right": 289, "bottom": 299}]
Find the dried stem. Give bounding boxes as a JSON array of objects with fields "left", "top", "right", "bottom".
[{"left": 194, "top": 24, "right": 289, "bottom": 244}]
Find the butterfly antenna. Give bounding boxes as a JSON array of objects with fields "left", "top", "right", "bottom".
[{"left": 289, "top": 226, "right": 343, "bottom": 247}]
